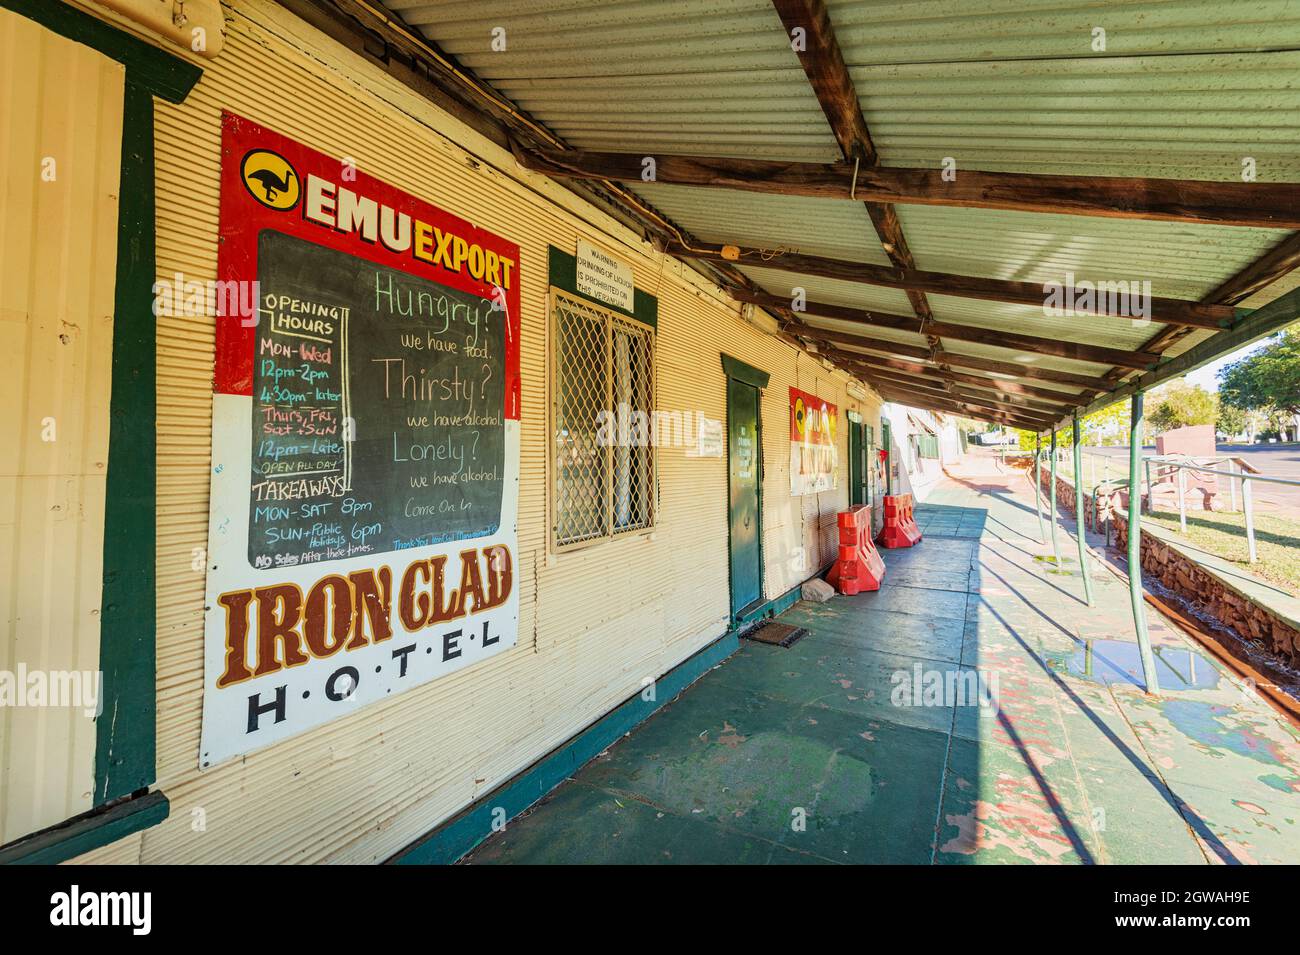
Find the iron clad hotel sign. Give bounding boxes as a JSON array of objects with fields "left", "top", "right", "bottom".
[{"left": 200, "top": 113, "right": 522, "bottom": 767}]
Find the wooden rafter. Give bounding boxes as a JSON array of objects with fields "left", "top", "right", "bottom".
[
  {"left": 882, "top": 397, "right": 1052, "bottom": 432},
  {"left": 842, "top": 361, "right": 1077, "bottom": 409},
  {"left": 517, "top": 147, "right": 1300, "bottom": 229},
  {"left": 797, "top": 325, "right": 934, "bottom": 362},
  {"left": 688, "top": 243, "right": 1231, "bottom": 329},
  {"left": 777, "top": 299, "right": 1159, "bottom": 369},
  {"left": 864, "top": 381, "right": 1055, "bottom": 430},
  {"left": 821, "top": 341, "right": 1104, "bottom": 392},
  {"left": 810, "top": 331, "right": 1111, "bottom": 391},
  {"left": 1204, "top": 232, "right": 1300, "bottom": 307},
  {"left": 770, "top": 0, "right": 949, "bottom": 390},
  {"left": 856, "top": 374, "right": 1040, "bottom": 421},
  {"left": 931, "top": 352, "right": 1110, "bottom": 391},
  {"left": 850, "top": 367, "right": 1071, "bottom": 417},
  {"left": 815, "top": 343, "right": 1079, "bottom": 403},
  {"left": 843, "top": 360, "right": 1060, "bottom": 419},
  {"left": 1102, "top": 231, "right": 1300, "bottom": 391}
]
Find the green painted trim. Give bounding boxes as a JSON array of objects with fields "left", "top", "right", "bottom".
[
  {"left": 389, "top": 633, "right": 739, "bottom": 865},
  {"left": 724, "top": 375, "right": 766, "bottom": 620},
  {"left": 2, "top": 0, "right": 202, "bottom": 103},
  {"left": 0, "top": 792, "right": 167, "bottom": 865},
  {"left": 94, "top": 80, "right": 158, "bottom": 805},
  {"left": 720, "top": 354, "right": 770, "bottom": 390},
  {"left": 734, "top": 562, "right": 831, "bottom": 626},
  {"left": 1127, "top": 391, "right": 1160, "bottom": 694},
  {"left": 547, "top": 245, "right": 657, "bottom": 327}
]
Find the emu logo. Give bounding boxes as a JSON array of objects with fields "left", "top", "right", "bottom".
[{"left": 240, "top": 148, "right": 300, "bottom": 211}]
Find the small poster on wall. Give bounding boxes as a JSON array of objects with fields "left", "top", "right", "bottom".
[
  {"left": 200, "top": 113, "right": 522, "bottom": 768},
  {"left": 790, "top": 386, "right": 838, "bottom": 495}
]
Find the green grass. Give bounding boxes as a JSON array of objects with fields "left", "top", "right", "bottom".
[
  {"left": 1050, "top": 466, "right": 1300, "bottom": 596},
  {"left": 1144, "top": 508, "right": 1300, "bottom": 596}
]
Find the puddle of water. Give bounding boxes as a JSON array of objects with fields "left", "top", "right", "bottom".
[{"left": 1056, "top": 639, "right": 1221, "bottom": 690}]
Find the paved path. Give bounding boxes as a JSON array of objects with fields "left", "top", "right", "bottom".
[{"left": 465, "top": 458, "right": 1300, "bottom": 864}]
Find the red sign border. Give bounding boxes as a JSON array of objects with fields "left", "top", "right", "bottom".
[
  {"left": 214, "top": 111, "right": 522, "bottom": 421},
  {"left": 789, "top": 386, "right": 837, "bottom": 446}
]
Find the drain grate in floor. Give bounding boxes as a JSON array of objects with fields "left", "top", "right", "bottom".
[{"left": 743, "top": 622, "right": 809, "bottom": 648}]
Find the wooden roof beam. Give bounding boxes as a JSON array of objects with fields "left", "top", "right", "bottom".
[
  {"left": 692, "top": 243, "right": 1231, "bottom": 329},
  {"left": 822, "top": 347, "right": 1080, "bottom": 405},
  {"left": 865, "top": 381, "right": 1056, "bottom": 430},
  {"left": 518, "top": 147, "right": 1300, "bottom": 230},
  {"left": 932, "top": 351, "right": 1111, "bottom": 392},
  {"left": 770, "top": 0, "right": 949, "bottom": 391},
  {"left": 1113, "top": 231, "right": 1300, "bottom": 384},
  {"left": 855, "top": 367, "right": 1070, "bottom": 416},
  {"left": 766, "top": 294, "right": 1159, "bottom": 369},
  {"left": 788, "top": 321, "right": 934, "bottom": 362}
]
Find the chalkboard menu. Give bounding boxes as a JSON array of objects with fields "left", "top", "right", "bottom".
[
  {"left": 204, "top": 113, "right": 522, "bottom": 769},
  {"left": 249, "top": 229, "right": 506, "bottom": 568}
]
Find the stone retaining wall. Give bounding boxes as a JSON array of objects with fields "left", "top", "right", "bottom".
[{"left": 1034, "top": 467, "right": 1300, "bottom": 666}]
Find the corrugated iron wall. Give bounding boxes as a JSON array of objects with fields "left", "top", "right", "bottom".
[
  {"left": 0, "top": 9, "right": 124, "bottom": 844},
  {"left": 69, "top": 0, "right": 878, "bottom": 863}
]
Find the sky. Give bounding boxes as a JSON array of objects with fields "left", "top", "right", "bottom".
[{"left": 1184, "top": 340, "right": 1267, "bottom": 392}]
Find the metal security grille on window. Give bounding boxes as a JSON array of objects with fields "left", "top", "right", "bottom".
[{"left": 551, "top": 290, "right": 655, "bottom": 549}]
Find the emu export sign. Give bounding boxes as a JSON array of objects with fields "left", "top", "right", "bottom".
[
  {"left": 200, "top": 113, "right": 521, "bottom": 767},
  {"left": 789, "top": 386, "right": 838, "bottom": 495}
]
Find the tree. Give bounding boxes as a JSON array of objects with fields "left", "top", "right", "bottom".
[
  {"left": 1217, "top": 404, "right": 1269, "bottom": 441},
  {"left": 1217, "top": 403, "right": 1247, "bottom": 439},
  {"left": 1219, "top": 328, "right": 1300, "bottom": 419},
  {"left": 1147, "top": 379, "right": 1218, "bottom": 433},
  {"left": 1081, "top": 399, "right": 1131, "bottom": 446}
]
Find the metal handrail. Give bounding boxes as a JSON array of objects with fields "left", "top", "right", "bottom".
[{"left": 1068, "top": 450, "right": 1300, "bottom": 564}]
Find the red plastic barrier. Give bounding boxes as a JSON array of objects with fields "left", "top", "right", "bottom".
[
  {"left": 828, "top": 505, "right": 886, "bottom": 594},
  {"left": 878, "top": 493, "right": 923, "bottom": 548}
]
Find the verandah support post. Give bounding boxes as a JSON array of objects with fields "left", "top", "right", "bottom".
[
  {"left": 1034, "top": 433, "right": 1044, "bottom": 543},
  {"left": 1128, "top": 393, "right": 1160, "bottom": 694},
  {"left": 1049, "top": 428, "right": 1061, "bottom": 565},
  {"left": 1073, "top": 413, "right": 1094, "bottom": 606}
]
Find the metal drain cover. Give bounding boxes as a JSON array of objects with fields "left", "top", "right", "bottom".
[{"left": 744, "top": 622, "right": 808, "bottom": 648}]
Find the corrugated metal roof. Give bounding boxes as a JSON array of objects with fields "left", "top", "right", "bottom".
[
  {"left": 826, "top": 0, "right": 1300, "bottom": 65},
  {"left": 799, "top": 314, "right": 931, "bottom": 350},
  {"left": 897, "top": 207, "right": 1292, "bottom": 301},
  {"left": 388, "top": 0, "right": 841, "bottom": 162},
  {"left": 939, "top": 339, "right": 1116, "bottom": 376},
  {"left": 634, "top": 182, "right": 892, "bottom": 265},
  {"left": 829, "top": 0, "right": 1300, "bottom": 181},
  {"left": 736, "top": 263, "right": 918, "bottom": 315},
  {"left": 386, "top": 0, "right": 1300, "bottom": 420}
]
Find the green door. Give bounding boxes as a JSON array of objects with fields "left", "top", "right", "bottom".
[
  {"left": 727, "top": 376, "right": 762, "bottom": 618},
  {"left": 849, "top": 419, "right": 872, "bottom": 507},
  {"left": 880, "top": 420, "right": 893, "bottom": 496}
]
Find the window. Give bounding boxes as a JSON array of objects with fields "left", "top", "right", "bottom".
[
  {"left": 550, "top": 289, "right": 655, "bottom": 550},
  {"left": 918, "top": 434, "right": 940, "bottom": 459}
]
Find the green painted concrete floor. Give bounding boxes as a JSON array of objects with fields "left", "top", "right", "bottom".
[{"left": 465, "top": 461, "right": 1300, "bottom": 865}]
